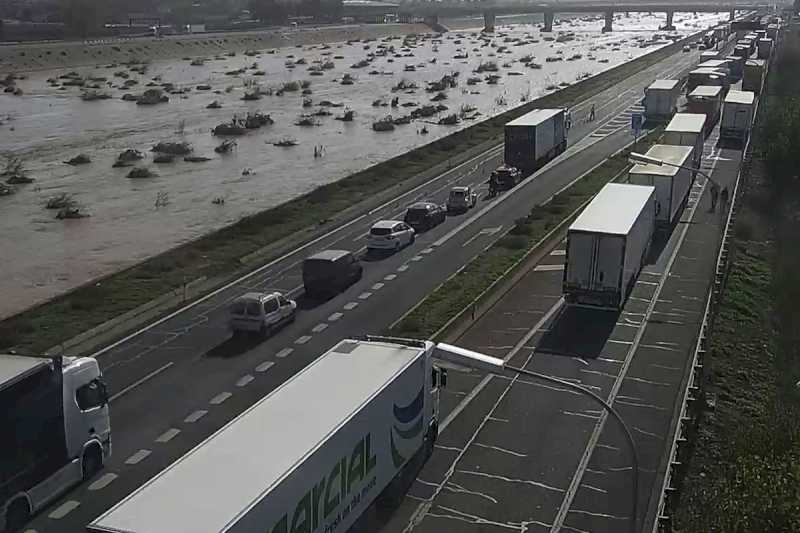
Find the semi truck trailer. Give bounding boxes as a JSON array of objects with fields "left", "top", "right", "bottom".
[
  {"left": 742, "top": 59, "right": 766, "bottom": 94},
  {"left": 563, "top": 183, "right": 656, "bottom": 310},
  {"left": 504, "top": 108, "right": 567, "bottom": 174},
  {"left": 721, "top": 90, "right": 756, "bottom": 141},
  {"left": 628, "top": 144, "right": 695, "bottom": 228},
  {"left": 687, "top": 85, "right": 723, "bottom": 127},
  {"left": 643, "top": 79, "right": 680, "bottom": 122},
  {"left": 88, "top": 337, "right": 446, "bottom": 533},
  {"left": 1, "top": 355, "right": 110, "bottom": 532},
  {"left": 664, "top": 113, "right": 707, "bottom": 170}
]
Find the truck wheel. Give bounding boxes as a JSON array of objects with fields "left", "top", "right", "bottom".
[
  {"left": 82, "top": 445, "right": 103, "bottom": 481},
  {"left": 6, "top": 499, "right": 30, "bottom": 533}
]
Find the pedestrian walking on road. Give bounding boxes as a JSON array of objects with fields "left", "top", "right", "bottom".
[
  {"left": 710, "top": 182, "right": 719, "bottom": 213},
  {"left": 720, "top": 186, "right": 730, "bottom": 211},
  {"left": 589, "top": 103, "right": 596, "bottom": 122}
]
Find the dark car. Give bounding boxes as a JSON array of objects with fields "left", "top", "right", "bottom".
[
  {"left": 403, "top": 202, "right": 447, "bottom": 232},
  {"left": 302, "top": 249, "right": 363, "bottom": 298}
]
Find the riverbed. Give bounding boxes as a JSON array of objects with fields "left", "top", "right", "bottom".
[{"left": 0, "top": 12, "right": 728, "bottom": 319}]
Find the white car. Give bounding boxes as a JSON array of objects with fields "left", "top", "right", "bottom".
[
  {"left": 229, "top": 292, "right": 297, "bottom": 337},
  {"left": 367, "top": 220, "right": 415, "bottom": 251}
]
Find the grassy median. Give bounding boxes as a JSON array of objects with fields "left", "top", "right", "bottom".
[
  {"left": 0, "top": 34, "right": 696, "bottom": 355},
  {"left": 673, "top": 28, "right": 800, "bottom": 532},
  {"left": 390, "top": 132, "right": 662, "bottom": 339}
]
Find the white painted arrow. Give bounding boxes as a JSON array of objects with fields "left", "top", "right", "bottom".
[{"left": 462, "top": 225, "right": 503, "bottom": 247}]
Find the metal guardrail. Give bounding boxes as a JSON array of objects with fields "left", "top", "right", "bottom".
[{"left": 650, "top": 47, "right": 767, "bottom": 533}]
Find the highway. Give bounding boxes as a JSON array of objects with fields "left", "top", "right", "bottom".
[
  {"left": 375, "top": 105, "right": 743, "bottom": 532},
  {"left": 23, "top": 41, "right": 713, "bottom": 533}
]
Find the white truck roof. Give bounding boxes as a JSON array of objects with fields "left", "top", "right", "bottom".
[
  {"left": 89, "top": 339, "right": 428, "bottom": 533},
  {"left": 569, "top": 183, "right": 654, "bottom": 236},
  {"left": 647, "top": 79, "right": 680, "bottom": 91},
  {"left": 698, "top": 59, "right": 728, "bottom": 68},
  {"left": 0, "top": 354, "right": 49, "bottom": 389},
  {"left": 665, "top": 113, "right": 706, "bottom": 134},
  {"left": 724, "top": 90, "right": 755, "bottom": 105},
  {"left": 746, "top": 59, "right": 766, "bottom": 67},
  {"left": 689, "top": 85, "right": 723, "bottom": 98},
  {"left": 630, "top": 144, "right": 694, "bottom": 177},
  {"left": 506, "top": 108, "right": 563, "bottom": 127}
]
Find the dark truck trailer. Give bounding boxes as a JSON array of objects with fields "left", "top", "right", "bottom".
[{"left": 504, "top": 108, "right": 567, "bottom": 174}]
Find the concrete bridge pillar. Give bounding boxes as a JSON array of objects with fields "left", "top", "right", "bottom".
[
  {"left": 662, "top": 10, "right": 676, "bottom": 31},
  {"left": 483, "top": 10, "right": 496, "bottom": 32},
  {"left": 602, "top": 10, "right": 613, "bottom": 33},
  {"left": 543, "top": 10, "right": 555, "bottom": 32}
]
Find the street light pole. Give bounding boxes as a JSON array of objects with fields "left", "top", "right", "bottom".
[
  {"left": 434, "top": 343, "right": 640, "bottom": 533},
  {"left": 629, "top": 151, "right": 718, "bottom": 187}
]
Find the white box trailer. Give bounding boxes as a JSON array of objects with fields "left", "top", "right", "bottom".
[
  {"left": 725, "top": 54, "right": 744, "bottom": 79},
  {"left": 687, "top": 68, "right": 727, "bottom": 94},
  {"left": 757, "top": 38, "right": 773, "bottom": 59},
  {"left": 563, "top": 183, "right": 655, "bottom": 310},
  {"left": 664, "top": 113, "right": 706, "bottom": 170},
  {"left": 767, "top": 24, "right": 778, "bottom": 39},
  {"left": 504, "top": 108, "right": 567, "bottom": 173},
  {"left": 742, "top": 59, "right": 766, "bottom": 94},
  {"left": 87, "top": 338, "right": 445, "bottom": 533},
  {"left": 721, "top": 90, "right": 756, "bottom": 141},
  {"left": 643, "top": 79, "right": 680, "bottom": 122},
  {"left": 628, "top": 144, "right": 695, "bottom": 228},
  {"left": 699, "top": 50, "right": 719, "bottom": 62},
  {"left": 687, "top": 85, "right": 723, "bottom": 126},
  {"left": 698, "top": 59, "right": 731, "bottom": 78}
]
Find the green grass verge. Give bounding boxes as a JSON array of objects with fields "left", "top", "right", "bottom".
[
  {"left": 0, "top": 34, "right": 696, "bottom": 355},
  {"left": 390, "top": 132, "right": 662, "bottom": 340}
]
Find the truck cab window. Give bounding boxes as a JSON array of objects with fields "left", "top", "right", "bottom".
[{"left": 76, "top": 379, "right": 107, "bottom": 411}]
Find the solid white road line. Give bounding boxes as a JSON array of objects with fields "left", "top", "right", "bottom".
[
  {"left": 534, "top": 264, "right": 565, "bottom": 272},
  {"left": 109, "top": 361, "right": 174, "bottom": 403}
]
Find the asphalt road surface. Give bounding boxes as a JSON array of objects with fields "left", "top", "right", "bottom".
[
  {"left": 23, "top": 43, "right": 716, "bottom": 533},
  {"left": 373, "top": 111, "right": 743, "bottom": 532}
]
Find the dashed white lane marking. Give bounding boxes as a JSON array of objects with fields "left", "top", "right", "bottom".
[
  {"left": 88, "top": 472, "right": 118, "bottom": 491},
  {"left": 410, "top": 255, "right": 423, "bottom": 262},
  {"left": 344, "top": 302, "right": 359, "bottom": 310},
  {"left": 125, "top": 449, "right": 151, "bottom": 465},
  {"left": 550, "top": 249, "right": 566, "bottom": 256},
  {"left": 209, "top": 392, "right": 232, "bottom": 405},
  {"left": 384, "top": 274, "right": 397, "bottom": 281},
  {"left": 48, "top": 500, "right": 80, "bottom": 519},
  {"left": 371, "top": 282, "right": 384, "bottom": 290},
  {"left": 328, "top": 312, "right": 343, "bottom": 321},
  {"left": 312, "top": 323, "right": 328, "bottom": 333},
  {"left": 398, "top": 264, "right": 409, "bottom": 272},
  {"left": 155, "top": 428, "right": 181, "bottom": 443},
  {"left": 358, "top": 292, "right": 372, "bottom": 300},
  {"left": 295, "top": 335, "right": 312, "bottom": 345},
  {"left": 184, "top": 410, "right": 208, "bottom": 423},
  {"left": 420, "top": 247, "right": 434, "bottom": 254},
  {"left": 256, "top": 360, "right": 276, "bottom": 372},
  {"left": 534, "top": 264, "right": 565, "bottom": 272},
  {"left": 275, "top": 348, "right": 293, "bottom": 359},
  {"left": 236, "top": 375, "right": 255, "bottom": 387}
]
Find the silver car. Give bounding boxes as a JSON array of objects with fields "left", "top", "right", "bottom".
[
  {"left": 447, "top": 186, "right": 478, "bottom": 213},
  {"left": 367, "top": 220, "right": 415, "bottom": 251},
  {"left": 229, "top": 292, "right": 297, "bottom": 337}
]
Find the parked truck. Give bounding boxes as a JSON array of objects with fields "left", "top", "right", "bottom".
[
  {"left": 563, "top": 183, "right": 656, "bottom": 310},
  {"left": 504, "top": 108, "right": 567, "bottom": 174},
  {"left": 720, "top": 89, "right": 756, "bottom": 141},
  {"left": 687, "top": 85, "right": 723, "bottom": 126},
  {"left": 628, "top": 144, "right": 695, "bottom": 228},
  {"left": 664, "top": 113, "right": 707, "bottom": 170},
  {"left": 87, "top": 337, "right": 447, "bottom": 533},
  {"left": 1, "top": 355, "right": 110, "bottom": 532},
  {"left": 686, "top": 68, "right": 727, "bottom": 94},
  {"left": 742, "top": 59, "right": 766, "bottom": 94},
  {"left": 643, "top": 79, "right": 680, "bottom": 122},
  {"left": 724, "top": 54, "right": 745, "bottom": 80},
  {"left": 757, "top": 38, "right": 773, "bottom": 59}
]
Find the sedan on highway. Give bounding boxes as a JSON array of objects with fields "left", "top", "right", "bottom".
[
  {"left": 229, "top": 292, "right": 297, "bottom": 337},
  {"left": 403, "top": 202, "right": 447, "bottom": 232},
  {"left": 367, "top": 220, "right": 415, "bottom": 251}
]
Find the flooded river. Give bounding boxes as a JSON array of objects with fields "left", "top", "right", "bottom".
[{"left": 0, "top": 12, "right": 728, "bottom": 319}]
